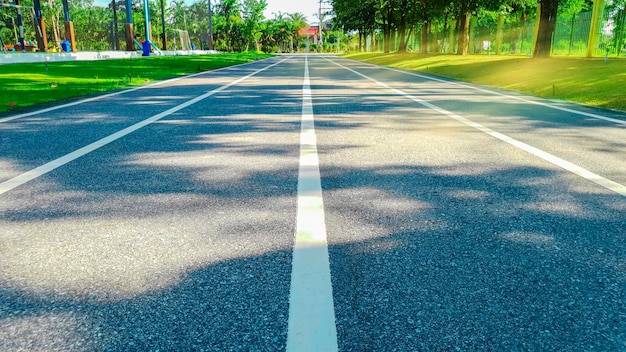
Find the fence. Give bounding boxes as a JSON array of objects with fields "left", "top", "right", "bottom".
[{"left": 367, "top": 6, "right": 626, "bottom": 57}]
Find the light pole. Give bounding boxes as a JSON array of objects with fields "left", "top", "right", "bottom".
[
  {"left": 318, "top": 0, "right": 323, "bottom": 51},
  {"left": 143, "top": 0, "right": 151, "bottom": 45}
]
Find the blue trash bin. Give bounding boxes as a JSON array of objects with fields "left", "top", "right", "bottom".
[
  {"left": 61, "top": 40, "right": 71, "bottom": 52},
  {"left": 191, "top": 44, "right": 195, "bottom": 50},
  {"left": 142, "top": 40, "right": 151, "bottom": 56}
]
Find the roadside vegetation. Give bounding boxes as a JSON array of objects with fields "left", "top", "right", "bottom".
[
  {"left": 0, "top": 52, "right": 271, "bottom": 113},
  {"left": 345, "top": 53, "right": 626, "bottom": 112},
  {"left": 0, "top": 0, "right": 311, "bottom": 54},
  {"left": 333, "top": 0, "right": 626, "bottom": 59}
]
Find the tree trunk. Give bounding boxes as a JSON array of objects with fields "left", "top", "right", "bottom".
[
  {"left": 384, "top": 27, "right": 391, "bottom": 53},
  {"left": 397, "top": 1, "right": 408, "bottom": 53},
  {"left": 495, "top": 14, "right": 504, "bottom": 54},
  {"left": 359, "top": 30, "right": 363, "bottom": 52},
  {"left": 431, "top": 21, "right": 438, "bottom": 52},
  {"left": 533, "top": 0, "right": 559, "bottom": 58},
  {"left": 457, "top": 12, "right": 470, "bottom": 55},
  {"left": 383, "top": 6, "right": 392, "bottom": 53},
  {"left": 447, "top": 19, "right": 456, "bottom": 53},
  {"left": 398, "top": 26, "right": 408, "bottom": 52},
  {"left": 421, "top": 20, "right": 429, "bottom": 54}
]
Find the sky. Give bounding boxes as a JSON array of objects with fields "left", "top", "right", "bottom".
[{"left": 263, "top": 0, "right": 321, "bottom": 23}]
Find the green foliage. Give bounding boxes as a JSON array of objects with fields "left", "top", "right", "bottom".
[{"left": 0, "top": 0, "right": 309, "bottom": 53}]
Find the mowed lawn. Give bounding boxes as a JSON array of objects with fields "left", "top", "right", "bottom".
[
  {"left": 345, "top": 53, "right": 626, "bottom": 112},
  {"left": 0, "top": 52, "right": 272, "bottom": 113}
]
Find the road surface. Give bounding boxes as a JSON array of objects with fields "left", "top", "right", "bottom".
[{"left": 1, "top": 55, "right": 625, "bottom": 351}]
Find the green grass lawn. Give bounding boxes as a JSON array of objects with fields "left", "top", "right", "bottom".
[
  {"left": 0, "top": 52, "right": 272, "bottom": 113},
  {"left": 344, "top": 53, "right": 626, "bottom": 112}
]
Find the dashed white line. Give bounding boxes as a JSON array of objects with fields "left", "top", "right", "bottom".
[
  {"left": 0, "top": 59, "right": 266, "bottom": 124},
  {"left": 377, "top": 63, "right": 626, "bottom": 126},
  {"left": 326, "top": 57, "right": 626, "bottom": 198},
  {"left": 0, "top": 57, "right": 290, "bottom": 195},
  {"left": 286, "top": 56, "right": 339, "bottom": 352}
]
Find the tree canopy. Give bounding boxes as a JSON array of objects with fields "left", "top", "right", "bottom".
[{"left": 331, "top": 0, "right": 613, "bottom": 57}]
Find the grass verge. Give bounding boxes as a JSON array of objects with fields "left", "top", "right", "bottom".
[
  {"left": 344, "top": 53, "right": 626, "bottom": 112},
  {"left": 0, "top": 52, "right": 272, "bottom": 113}
]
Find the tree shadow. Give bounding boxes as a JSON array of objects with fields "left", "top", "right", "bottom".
[
  {"left": 319, "top": 164, "right": 626, "bottom": 350},
  {"left": 1, "top": 55, "right": 625, "bottom": 351}
]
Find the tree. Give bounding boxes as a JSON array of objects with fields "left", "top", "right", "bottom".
[
  {"left": 533, "top": 0, "right": 559, "bottom": 57},
  {"left": 241, "top": 0, "right": 266, "bottom": 51},
  {"left": 452, "top": 0, "right": 506, "bottom": 55},
  {"left": 395, "top": 0, "right": 420, "bottom": 52},
  {"left": 170, "top": 0, "right": 188, "bottom": 32},
  {"left": 288, "top": 12, "right": 308, "bottom": 51},
  {"left": 332, "top": 0, "right": 377, "bottom": 51},
  {"left": 213, "top": 0, "right": 244, "bottom": 51}
]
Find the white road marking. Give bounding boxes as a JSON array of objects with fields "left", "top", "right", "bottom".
[
  {"left": 327, "top": 58, "right": 626, "bottom": 198},
  {"left": 0, "top": 59, "right": 265, "bottom": 124},
  {"left": 0, "top": 57, "right": 290, "bottom": 195},
  {"left": 369, "top": 62, "right": 626, "bottom": 126},
  {"left": 287, "top": 56, "right": 339, "bottom": 352}
]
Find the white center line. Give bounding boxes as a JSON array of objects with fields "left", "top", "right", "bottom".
[
  {"left": 287, "top": 56, "right": 339, "bottom": 352},
  {"left": 0, "top": 59, "right": 265, "bottom": 124},
  {"left": 326, "top": 57, "right": 626, "bottom": 198},
  {"left": 0, "top": 57, "right": 290, "bottom": 195}
]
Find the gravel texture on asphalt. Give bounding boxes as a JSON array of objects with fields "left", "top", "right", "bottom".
[
  {"left": 311, "top": 56, "right": 626, "bottom": 351},
  {"left": 1, "top": 57, "right": 302, "bottom": 351},
  {"left": 1, "top": 55, "right": 625, "bottom": 351}
]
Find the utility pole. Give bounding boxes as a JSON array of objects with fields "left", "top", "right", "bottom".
[{"left": 318, "top": 0, "right": 323, "bottom": 50}]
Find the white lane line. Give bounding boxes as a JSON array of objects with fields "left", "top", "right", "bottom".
[
  {"left": 362, "top": 61, "right": 626, "bottom": 126},
  {"left": 287, "top": 56, "right": 339, "bottom": 352},
  {"left": 326, "top": 58, "right": 626, "bottom": 198},
  {"left": 0, "top": 59, "right": 268, "bottom": 124},
  {"left": 0, "top": 57, "right": 291, "bottom": 196}
]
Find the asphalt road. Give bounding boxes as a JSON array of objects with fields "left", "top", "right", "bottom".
[{"left": 1, "top": 55, "right": 625, "bottom": 351}]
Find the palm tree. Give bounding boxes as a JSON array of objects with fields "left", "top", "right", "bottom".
[
  {"left": 288, "top": 12, "right": 308, "bottom": 51},
  {"left": 169, "top": 0, "right": 188, "bottom": 32},
  {"left": 288, "top": 12, "right": 307, "bottom": 29},
  {"left": 273, "top": 11, "right": 287, "bottom": 22}
]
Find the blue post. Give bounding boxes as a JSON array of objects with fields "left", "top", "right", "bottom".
[{"left": 142, "top": 40, "right": 150, "bottom": 56}]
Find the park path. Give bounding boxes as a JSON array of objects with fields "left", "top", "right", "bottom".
[{"left": 1, "top": 55, "right": 625, "bottom": 351}]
